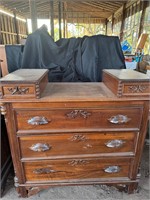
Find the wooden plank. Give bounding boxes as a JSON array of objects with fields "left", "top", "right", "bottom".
[
  {"left": 136, "top": 33, "right": 148, "bottom": 50},
  {"left": 138, "top": 1, "right": 149, "bottom": 39},
  {"left": 0, "top": 45, "right": 9, "bottom": 76}
]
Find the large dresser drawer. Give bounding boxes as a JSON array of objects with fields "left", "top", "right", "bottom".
[
  {"left": 24, "top": 157, "right": 132, "bottom": 182},
  {"left": 19, "top": 132, "right": 137, "bottom": 159},
  {"left": 14, "top": 107, "right": 143, "bottom": 132}
]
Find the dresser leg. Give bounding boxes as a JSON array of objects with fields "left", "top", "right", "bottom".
[
  {"left": 16, "top": 186, "right": 28, "bottom": 198},
  {"left": 126, "top": 183, "right": 139, "bottom": 194}
]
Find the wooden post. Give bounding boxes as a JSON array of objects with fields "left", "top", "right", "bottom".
[
  {"left": 138, "top": 1, "right": 148, "bottom": 39},
  {"left": 29, "top": 0, "right": 38, "bottom": 32},
  {"left": 105, "top": 19, "right": 108, "bottom": 35},
  {"left": 120, "top": 3, "right": 126, "bottom": 42},
  {"left": 13, "top": 12, "right": 20, "bottom": 44},
  {"left": 26, "top": 19, "right": 28, "bottom": 36},
  {"left": 50, "top": 1, "right": 54, "bottom": 39},
  {"left": 111, "top": 13, "right": 114, "bottom": 34},
  {"left": 64, "top": 2, "right": 68, "bottom": 38},
  {"left": 63, "top": 2, "right": 65, "bottom": 38},
  {"left": 58, "top": 1, "right": 62, "bottom": 39}
]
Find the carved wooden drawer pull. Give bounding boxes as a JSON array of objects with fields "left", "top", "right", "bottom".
[
  {"left": 104, "top": 166, "right": 121, "bottom": 173},
  {"left": 68, "top": 159, "right": 89, "bottom": 166},
  {"left": 8, "top": 86, "right": 29, "bottom": 95},
  {"left": 69, "top": 134, "right": 88, "bottom": 142},
  {"left": 66, "top": 110, "right": 91, "bottom": 119},
  {"left": 105, "top": 139, "right": 125, "bottom": 148},
  {"left": 27, "top": 116, "right": 49, "bottom": 125},
  {"left": 33, "top": 168, "right": 57, "bottom": 174},
  {"left": 108, "top": 114, "right": 131, "bottom": 124},
  {"left": 29, "top": 143, "right": 51, "bottom": 152}
]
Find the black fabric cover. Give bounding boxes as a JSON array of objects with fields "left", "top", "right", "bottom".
[
  {"left": 5, "top": 45, "right": 24, "bottom": 73},
  {"left": 7, "top": 25, "right": 126, "bottom": 82}
]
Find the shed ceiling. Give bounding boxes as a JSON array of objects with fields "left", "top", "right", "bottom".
[{"left": 0, "top": 0, "right": 126, "bottom": 22}]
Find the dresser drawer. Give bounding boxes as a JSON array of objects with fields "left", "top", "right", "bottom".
[
  {"left": 14, "top": 107, "right": 143, "bottom": 132},
  {"left": 19, "top": 132, "right": 137, "bottom": 159},
  {"left": 24, "top": 157, "right": 132, "bottom": 182}
]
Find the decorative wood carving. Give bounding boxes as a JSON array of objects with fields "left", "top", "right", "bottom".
[
  {"left": 28, "top": 116, "right": 49, "bottom": 125},
  {"left": 66, "top": 110, "right": 91, "bottom": 119},
  {"left": 7, "top": 86, "right": 29, "bottom": 95},
  {"left": 14, "top": 176, "right": 19, "bottom": 187},
  {"left": 68, "top": 159, "right": 89, "bottom": 166},
  {"left": 33, "top": 168, "right": 57, "bottom": 174},
  {"left": 128, "top": 85, "right": 148, "bottom": 93},
  {"left": 108, "top": 114, "right": 131, "bottom": 124},
  {"left": 35, "top": 83, "right": 40, "bottom": 99},
  {"left": 29, "top": 143, "right": 51, "bottom": 152},
  {"left": 69, "top": 134, "right": 88, "bottom": 142},
  {"left": 105, "top": 140, "right": 125, "bottom": 148},
  {"left": 104, "top": 166, "right": 121, "bottom": 173},
  {"left": 0, "top": 102, "right": 6, "bottom": 115}
]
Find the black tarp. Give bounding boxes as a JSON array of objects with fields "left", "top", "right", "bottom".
[
  {"left": 5, "top": 45, "right": 24, "bottom": 73},
  {"left": 6, "top": 25, "right": 126, "bottom": 82}
]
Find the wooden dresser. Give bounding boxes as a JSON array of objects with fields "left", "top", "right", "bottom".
[{"left": 0, "top": 69, "right": 149, "bottom": 197}]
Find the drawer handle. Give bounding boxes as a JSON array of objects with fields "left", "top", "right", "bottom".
[
  {"left": 29, "top": 143, "right": 51, "bottom": 152},
  {"left": 33, "top": 168, "right": 57, "bottom": 174},
  {"left": 66, "top": 110, "right": 91, "bottom": 119},
  {"left": 104, "top": 166, "right": 121, "bottom": 173},
  {"left": 108, "top": 114, "right": 131, "bottom": 124},
  {"left": 105, "top": 139, "right": 125, "bottom": 148},
  {"left": 27, "top": 116, "right": 49, "bottom": 125}
]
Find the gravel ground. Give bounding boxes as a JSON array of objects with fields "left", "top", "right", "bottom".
[{"left": 1, "top": 144, "right": 149, "bottom": 200}]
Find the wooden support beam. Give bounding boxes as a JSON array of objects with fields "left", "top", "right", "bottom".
[
  {"left": 105, "top": 19, "right": 108, "bottom": 35},
  {"left": 13, "top": 12, "right": 20, "bottom": 44},
  {"left": 58, "top": 1, "right": 62, "bottom": 39},
  {"left": 138, "top": 1, "right": 148, "bottom": 39},
  {"left": 64, "top": 2, "right": 68, "bottom": 38},
  {"left": 29, "top": 0, "right": 38, "bottom": 32},
  {"left": 111, "top": 13, "right": 114, "bottom": 34},
  {"left": 50, "top": 1, "right": 54, "bottom": 39},
  {"left": 25, "top": 19, "right": 28, "bottom": 36},
  {"left": 63, "top": 2, "right": 66, "bottom": 38},
  {"left": 120, "top": 3, "right": 126, "bottom": 42}
]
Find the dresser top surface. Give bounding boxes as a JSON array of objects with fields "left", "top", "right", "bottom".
[{"left": 41, "top": 82, "right": 114, "bottom": 101}]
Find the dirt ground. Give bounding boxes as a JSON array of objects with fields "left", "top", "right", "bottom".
[{"left": 1, "top": 143, "right": 149, "bottom": 200}]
